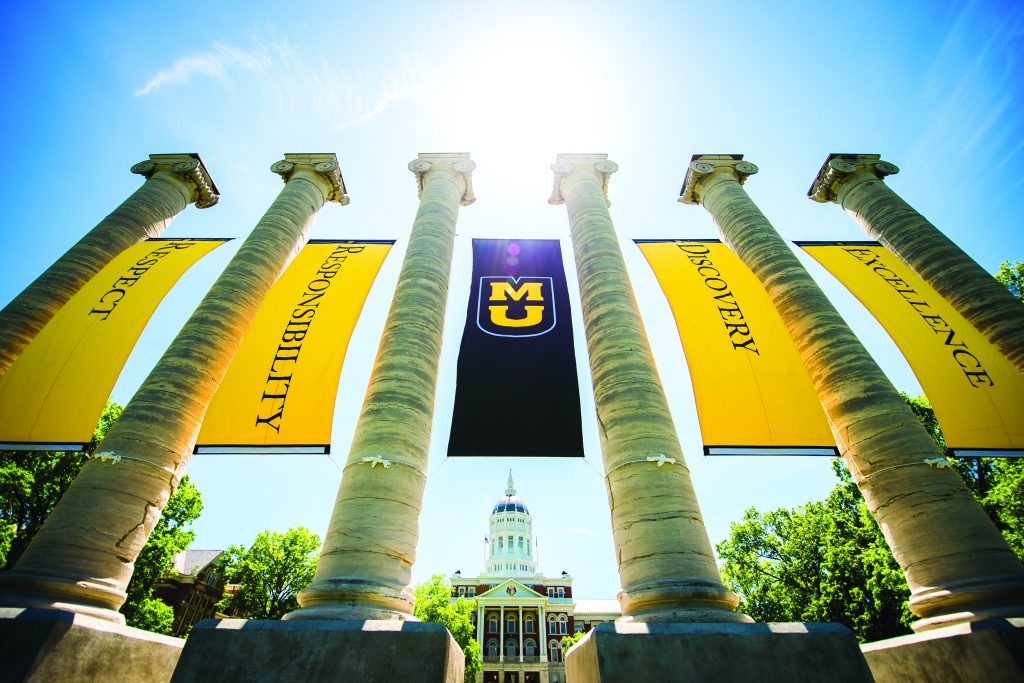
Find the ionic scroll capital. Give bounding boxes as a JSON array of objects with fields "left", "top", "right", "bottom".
[
  {"left": 807, "top": 153, "right": 900, "bottom": 204},
  {"left": 271, "top": 153, "right": 350, "bottom": 205},
  {"left": 678, "top": 154, "right": 758, "bottom": 205},
  {"left": 130, "top": 153, "right": 220, "bottom": 208},
  {"left": 548, "top": 153, "right": 619, "bottom": 206},
  {"left": 408, "top": 153, "right": 476, "bottom": 205}
]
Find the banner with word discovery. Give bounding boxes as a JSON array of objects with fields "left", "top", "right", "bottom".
[
  {"left": 799, "top": 241, "right": 1024, "bottom": 456},
  {"left": 635, "top": 239, "right": 836, "bottom": 456},
  {"left": 194, "top": 240, "right": 392, "bottom": 454},
  {"left": 448, "top": 239, "right": 584, "bottom": 457},
  {"left": 0, "top": 238, "right": 228, "bottom": 450}
]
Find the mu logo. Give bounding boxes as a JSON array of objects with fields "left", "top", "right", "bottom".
[{"left": 476, "top": 277, "right": 556, "bottom": 338}]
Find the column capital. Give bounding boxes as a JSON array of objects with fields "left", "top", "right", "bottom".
[
  {"left": 807, "top": 153, "right": 900, "bottom": 204},
  {"left": 130, "top": 153, "right": 220, "bottom": 208},
  {"left": 678, "top": 154, "right": 758, "bottom": 205},
  {"left": 549, "top": 153, "right": 618, "bottom": 206},
  {"left": 408, "top": 153, "right": 476, "bottom": 205},
  {"left": 271, "top": 153, "right": 350, "bottom": 205}
]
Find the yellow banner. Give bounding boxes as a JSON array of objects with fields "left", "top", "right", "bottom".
[
  {"left": 636, "top": 240, "right": 836, "bottom": 455},
  {"left": 800, "top": 242, "right": 1024, "bottom": 455},
  {"left": 195, "top": 240, "right": 392, "bottom": 453},
  {"left": 0, "top": 238, "right": 228, "bottom": 449}
]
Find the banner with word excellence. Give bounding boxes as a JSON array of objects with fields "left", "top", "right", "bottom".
[
  {"left": 0, "top": 238, "right": 229, "bottom": 450},
  {"left": 635, "top": 239, "right": 837, "bottom": 456},
  {"left": 448, "top": 238, "right": 584, "bottom": 457},
  {"left": 799, "top": 241, "right": 1024, "bottom": 456},
  {"left": 195, "top": 240, "right": 393, "bottom": 454}
]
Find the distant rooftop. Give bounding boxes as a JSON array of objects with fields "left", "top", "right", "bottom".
[{"left": 172, "top": 549, "right": 224, "bottom": 576}]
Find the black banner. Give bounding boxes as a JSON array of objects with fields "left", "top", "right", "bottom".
[{"left": 447, "top": 239, "right": 584, "bottom": 457}]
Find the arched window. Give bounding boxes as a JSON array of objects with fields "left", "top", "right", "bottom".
[
  {"left": 524, "top": 615, "right": 535, "bottom": 633},
  {"left": 498, "top": 538, "right": 504, "bottom": 551},
  {"left": 549, "top": 640, "right": 562, "bottom": 662},
  {"left": 487, "top": 639, "right": 498, "bottom": 657},
  {"left": 548, "top": 615, "right": 557, "bottom": 633},
  {"left": 559, "top": 615, "right": 568, "bottom": 634},
  {"left": 524, "top": 639, "right": 536, "bottom": 656},
  {"left": 506, "top": 640, "right": 517, "bottom": 656},
  {"left": 507, "top": 615, "right": 516, "bottom": 633},
  {"left": 488, "top": 615, "right": 498, "bottom": 633}
]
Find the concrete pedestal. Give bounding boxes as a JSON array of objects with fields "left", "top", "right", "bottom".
[
  {"left": 0, "top": 607, "right": 184, "bottom": 683},
  {"left": 169, "top": 618, "right": 464, "bottom": 683},
  {"left": 565, "top": 622, "right": 873, "bottom": 683},
  {"left": 861, "top": 618, "right": 1023, "bottom": 682}
]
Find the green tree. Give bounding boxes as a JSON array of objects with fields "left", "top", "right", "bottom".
[
  {"left": 121, "top": 475, "right": 204, "bottom": 632},
  {"left": 994, "top": 260, "right": 1023, "bottom": 302},
  {"left": 560, "top": 629, "right": 586, "bottom": 652},
  {"left": 0, "top": 401, "right": 205, "bottom": 635},
  {"left": 0, "top": 401, "right": 122, "bottom": 568},
  {"left": 413, "top": 574, "right": 481, "bottom": 683},
  {"left": 218, "top": 527, "right": 320, "bottom": 620},
  {"left": 716, "top": 460, "right": 913, "bottom": 643}
]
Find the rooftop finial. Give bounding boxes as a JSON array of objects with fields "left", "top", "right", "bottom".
[{"left": 505, "top": 470, "right": 515, "bottom": 496}]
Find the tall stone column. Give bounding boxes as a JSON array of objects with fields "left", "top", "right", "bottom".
[
  {"left": 549, "top": 154, "right": 748, "bottom": 625},
  {"left": 808, "top": 153, "right": 1024, "bottom": 374},
  {"left": 681, "top": 154, "right": 1024, "bottom": 632},
  {"left": 0, "top": 154, "right": 346, "bottom": 623},
  {"left": 0, "top": 153, "right": 219, "bottom": 376},
  {"left": 285, "top": 153, "right": 475, "bottom": 622}
]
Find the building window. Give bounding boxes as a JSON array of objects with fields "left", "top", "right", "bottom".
[
  {"left": 457, "top": 587, "right": 465, "bottom": 597},
  {"left": 549, "top": 641, "right": 562, "bottom": 663},
  {"left": 506, "top": 640, "right": 517, "bottom": 657},
  {"left": 559, "top": 616, "right": 567, "bottom": 634},
  {"left": 527, "top": 540, "right": 531, "bottom": 557},
  {"left": 507, "top": 616, "right": 516, "bottom": 633},
  {"left": 525, "top": 615, "right": 535, "bottom": 633},
  {"left": 518, "top": 537, "right": 524, "bottom": 551},
  {"left": 487, "top": 639, "right": 498, "bottom": 657},
  {"left": 575, "top": 623, "right": 584, "bottom": 633},
  {"left": 548, "top": 615, "right": 557, "bottom": 633},
  {"left": 524, "top": 639, "right": 536, "bottom": 656},
  {"left": 498, "top": 537, "right": 504, "bottom": 551},
  {"left": 488, "top": 616, "right": 498, "bottom": 633},
  {"left": 547, "top": 588, "right": 555, "bottom": 598},
  {"left": 557, "top": 587, "right": 565, "bottom": 598},
  {"left": 468, "top": 587, "right": 475, "bottom": 597}
]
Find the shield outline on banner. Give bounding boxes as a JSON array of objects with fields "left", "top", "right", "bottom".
[{"left": 476, "top": 276, "right": 557, "bottom": 338}]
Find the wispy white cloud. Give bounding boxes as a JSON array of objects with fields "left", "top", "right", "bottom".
[
  {"left": 134, "top": 42, "right": 270, "bottom": 97},
  {"left": 134, "top": 27, "right": 420, "bottom": 130},
  {"left": 567, "top": 527, "right": 600, "bottom": 537}
]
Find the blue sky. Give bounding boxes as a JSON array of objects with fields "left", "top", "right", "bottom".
[{"left": 1, "top": 0, "right": 1022, "bottom": 600}]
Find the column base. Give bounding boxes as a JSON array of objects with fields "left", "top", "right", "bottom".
[
  {"left": 0, "top": 607, "right": 184, "bottom": 683},
  {"left": 565, "top": 622, "right": 872, "bottom": 682},
  {"left": 170, "top": 618, "right": 464, "bottom": 683},
  {"left": 861, "top": 617, "right": 1023, "bottom": 682}
]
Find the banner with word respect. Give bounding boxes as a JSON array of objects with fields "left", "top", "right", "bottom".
[
  {"left": 0, "top": 238, "right": 229, "bottom": 450},
  {"left": 194, "top": 240, "right": 392, "bottom": 454},
  {"left": 636, "top": 239, "right": 836, "bottom": 456},
  {"left": 800, "top": 241, "right": 1024, "bottom": 456}
]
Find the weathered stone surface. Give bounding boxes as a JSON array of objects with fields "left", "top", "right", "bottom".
[
  {"left": 170, "top": 618, "right": 464, "bottom": 683},
  {"left": 0, "top": 607, "right": 183, "bottom": 683},
  {"left": 565, "top": 621, "right": 873, "bottom": 683},
  {"left": 861, "top": 618, "right": 1024, "bottom": 683}
]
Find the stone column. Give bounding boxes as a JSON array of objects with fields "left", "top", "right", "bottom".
[
  {"left": 0, "top": 154, "right": 346, "bottom": 623},
  {"left": 549, "top": 154, "right": 748, "bottom": 625},
  {"left": 500, "top": 604, "right": 506, "bottom": 662},
  {"left": 808, "top": 153, "right": 1024, "bottom": 374},
  {"left": 681, "top": 154, "right": 1024, "bottom": 631},
  {"left": 478, "top": 604, "right": 485, "bottom": 655},
  {"left": 285, "top": 153, "right": 475, "bottom": 622},
  {"left": 519, "top": 605, "right": 524, "bottom": 661},
  {"left": 0, "top": 154, "right": 219, "bottom": 377},
  {"left": 540, "top": 605, "right": 547, "bottom": 661}
]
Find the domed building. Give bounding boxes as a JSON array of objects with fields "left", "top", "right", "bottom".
[{"left": 450, "top": 473, "right": 619, "bottom": 683}]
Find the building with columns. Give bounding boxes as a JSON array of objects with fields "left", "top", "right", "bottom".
[{"left": 450, "top": 473, "right": 619, "bottom": 683}]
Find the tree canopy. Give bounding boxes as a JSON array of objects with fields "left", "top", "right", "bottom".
[
  {"left": 218, "top": 527, "right": 320, "bottom": 620},
  {"left": 0, "top": 401, "right": 205, "bottom": 635},
  {"left": 994, "top": 260, "right": 1023, "bottom": 302},
  {"left": 413, "top": 574, "right": 481, "bottom": 683}
]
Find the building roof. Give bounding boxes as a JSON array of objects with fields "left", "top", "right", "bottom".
[
  {"left": 172, "top": 549, "right": 224, "bottom": 577},
  {"left": 491, "top": 494, "right": 529, "bottom": 514},
  {"left": 574, "top": 599, "right": 621, "bottom": 616}
]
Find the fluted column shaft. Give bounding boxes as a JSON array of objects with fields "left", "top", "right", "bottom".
[
  {"left": 0, "top": 155, "right": 344, "bottom": 623},
  {"left": 0, "top": 154, "right": 219, "bottom": 376},
  {"left": 810, "top": 154, "right": 1024, "bottom": 374},
  {"left": 286, "top": 154, "right": 474, "bottom": 622},
  {"left": 687, "top": 156, "right": 1024, "bottom": 632},
  {"left": 550, "top": 154, "right": 748, "bottom": 624}
]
